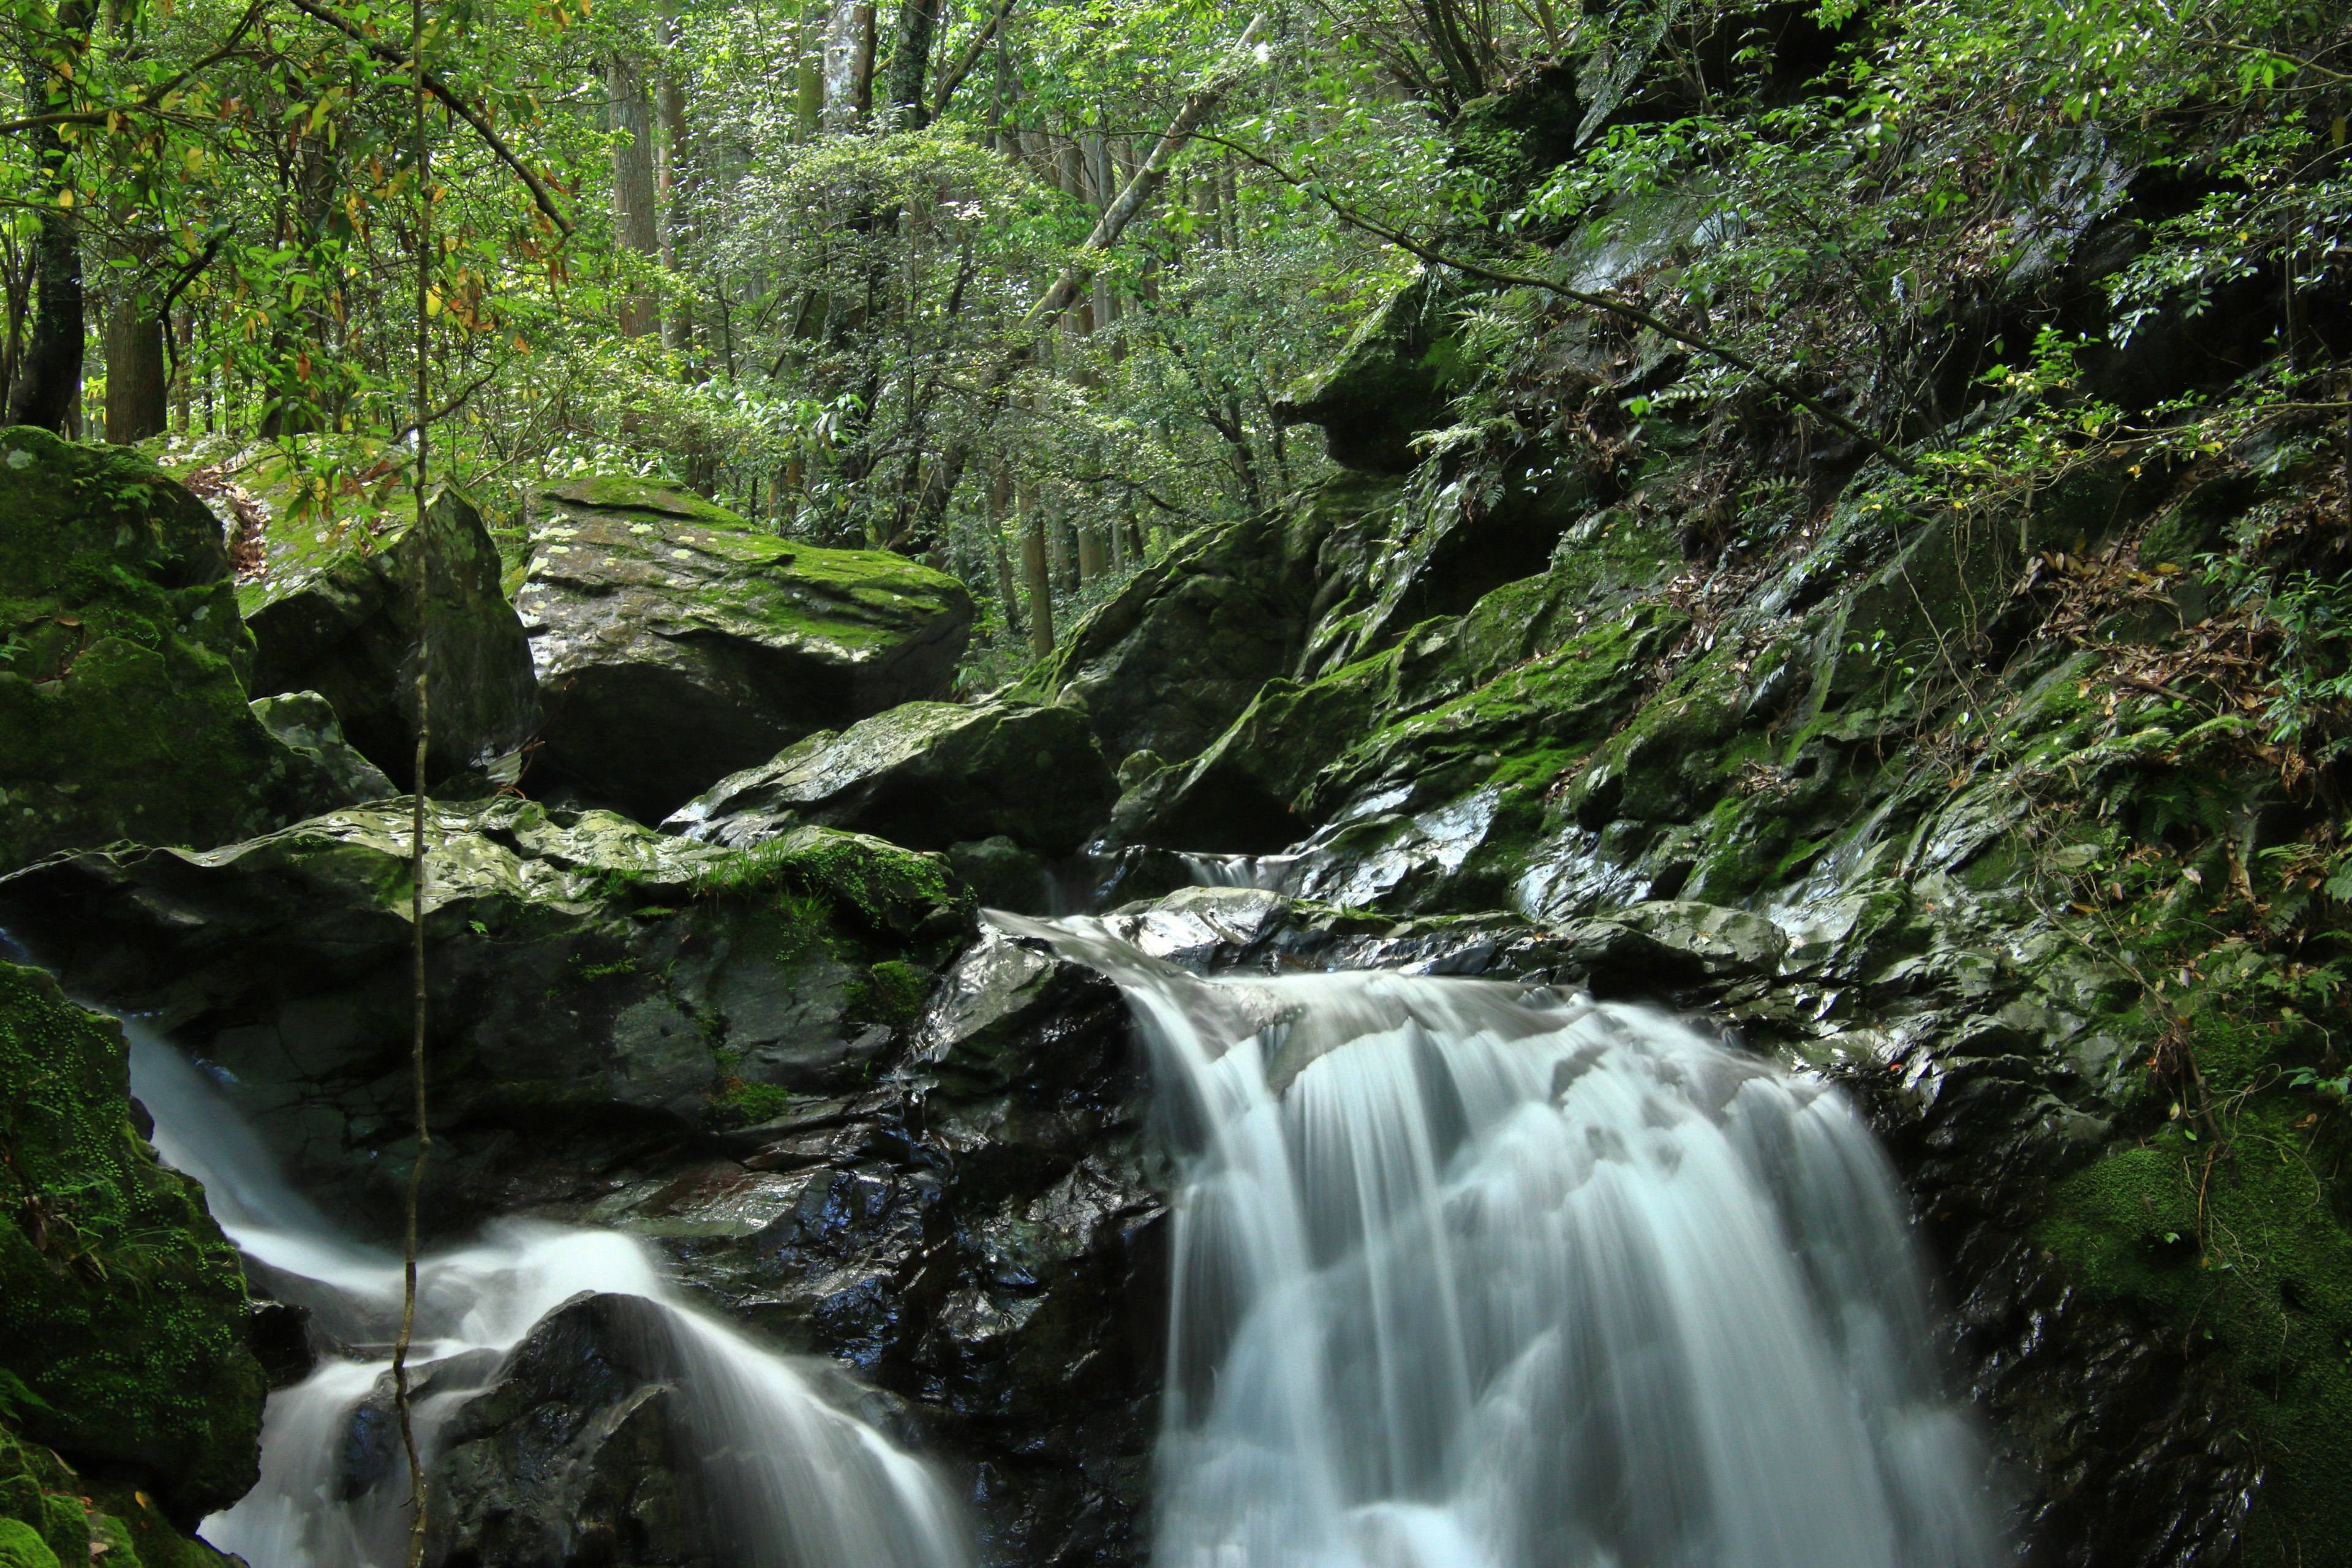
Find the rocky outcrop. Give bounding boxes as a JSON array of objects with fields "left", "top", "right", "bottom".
[
  {"left": 241, "top": 486, "right": 538, "bottom": 790},
  {"left": 665, "top": 700, "right": 1115, "bottom": 858},
  {"left": 425, "top": 1292, "right": 695, "bottom": 1568},
  {"left": 1272, "top": 269, "right": 1471, "bottom": 474},
  {"left": 0, "top": 963, "right": 266, "bottom": 1522},
  {"left": 1016, "top": 475, "right": 1396, "bottom": 769},
  {"left": 0, "top": 427, "right": 355, "bottom": 876},
  {"left": 520, "top": 480, "right": 974, "bottom": 823}
]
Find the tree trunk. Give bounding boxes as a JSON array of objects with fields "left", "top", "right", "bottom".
[
  {"left": 1021, "top": 481, "right": 1054, "bottom": 655},
  {"left": 655, "top": 19, "right": 694, "bottom": 362},
  {"left": 7, "top": 126, "right": 83, "bottom": 433},
  {"left": 796, "top": 0, "right": 824, "bottom": 139},
  {"left": 104, "top": 285, "right": 165, "bottom": 443},
  {"left": 609, "top": 55, "right": 660, "bottom": 337},
  {"left": 988, "top": 464, "right": 1024, "bottom": 644},
  {"left": 885, "top": 0, "right": 940, "bottom": 126},
  {"left": 1076, "top": 519, "right": 1104, "bottom": 581}
]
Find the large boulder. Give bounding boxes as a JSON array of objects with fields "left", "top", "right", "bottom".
[
  {"left": 0, "top": 801, "right": 974, "bottom": 1235},
  {"left": 240, "top": 486, "right": 538, "bottom": 790},
  {"left": 1015, "top": 475, "right": 1395, "bottom": 769},
  {"left": 664, "top": 699, "right": 1116, "bottom": 857},
  {"left": 0, "top": 428, "right": 356, "bottom": 875},
  {"left": 0, "top": 963, "right": 266, "bottom": 1520},
  {"left": 519, "top": 479, "right": 974, "bottom": 823}
]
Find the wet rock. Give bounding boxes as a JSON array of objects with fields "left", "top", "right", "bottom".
[
  {"left": 241, "top": 486, "right": 538, "bottom": 790},
  {"left": 0, "top": 801, "right": 973, "bottom": 1235},
  {"left": 1273, "top": 268, "right": 1472, "bottom": 474},
  {"left": 0, "top": 962, "right": 266, "bottom": 1520},
  {"left": 0, "top": 426, "right": 352, "bottom": 875},
  {"left": 1017, "top": 475, "right": 1395, "bottom": 767},
  {"left": 427, "top": 1292, "right": 694, "bottom": 1568},
  {"left": 665, "top": 700, "right": 1115, "bottom": 858},
  {"left": 947, "top": 837, "right": 1049, "bottom": 915},
  {"left": 519, "top": 480, "right": 973, "bottom": 823},
  {"left": 249, "top": 690, "right": 395, "bottom": 803}
]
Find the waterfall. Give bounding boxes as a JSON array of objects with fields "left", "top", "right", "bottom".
[
  {"left": 1004, "top": 914, "right": 2000, "bottom": 1568},
  {"left": 124, "top": 1021, "right": 970, "bottom": 1568}
]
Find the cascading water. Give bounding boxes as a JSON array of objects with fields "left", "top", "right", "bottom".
[
  {"left": 1002, "top": 913, "right": 2001, "bottom": 1568},
  {"left": 124, "top": 1022, "right": 970, "bottom": 1568}
]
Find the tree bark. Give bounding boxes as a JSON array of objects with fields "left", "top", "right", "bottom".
[
  {"left": 1022, "top": 480, "right": 1054, "bottom": 655},
  {"left": 7, "top": 126, "right": 83, "bottom": 432},
  {"left": 884, "top": 0, "right": 940, "bottom": 126},
  {"left": 609, "top": 55, "right": 660, "bottom": 337},
  {"left": 796, "top": 0, "right": 823, "bottom": 139},
  {"left": 104, "top": 282, "right": 165, "bottom": 442},
  {"left": 988, "top": 464, "right": 1024, "bottom": 643},
  {"left": 655, "top": 18, "right": 693, "bottom": 361}
]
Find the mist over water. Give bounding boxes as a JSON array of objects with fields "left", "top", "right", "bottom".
[
  {"left": 123, "top": 1019, "right": 970, "bottom": 1568},
  {"left": 1002, "top": 913, "right": 2001, "bottom": 1568}
]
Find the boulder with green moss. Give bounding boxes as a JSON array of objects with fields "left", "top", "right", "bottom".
[
  {"left": 0, "top": 428, "right": 357, "bottom": 876},
  {"left": 239, "top": 486, "right": 538, "bottom": 790},
  {"left": 665, "top": 698, "right": 1115, "bottom": 857},
  {"left": 0, "top": 964, "right": 265, "bottom": 1521},
  {"left": 0, "top": 798, "right": 972, "bottom": 1233},
  {"left": 249, "top": 690, "right": 394, "bottom": 802},
  {"left": 1017, "top": 474, "right": 1396, "bottom": 769},
  {"left": 519, "top": 480, "right": 973, "bottom": 823}
]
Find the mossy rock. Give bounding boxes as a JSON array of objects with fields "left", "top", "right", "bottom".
[
  {"left": 665, "top": 698, "right": 1116, "bottom": 858},
  {"left": 1019, "top": 476, "right": 1397, "bottom": 767},
  {"left": 239, "top": 486, "right": 538, "bottom": 790},
  {"left": 1275, "top": 268, "right": 1476, "bottom": 475},
  {"left": 519, "top": 479, "right": 974, "bottom": 823},
  {"left": 0, "top": 800, "right": 970, "bottom": 1234},
  {"left": 0, "top": 427, "right": 355, "bottom": 875},
  {"left": 0, "top": 965, "right": 265, "bottom": 1517}
]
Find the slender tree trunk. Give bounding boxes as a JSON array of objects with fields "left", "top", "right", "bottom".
[
  {"left": 885, "top": 0, "right": 940, "bottom": 126},
  {"left": 655, "top": 20, "right": 694, "bottom": 362},
  {"left": 104, "top": 285, "right": 166, "bottom": 443},
  {"left": 171, "top": 307, "right": 190, "bottom": 432},
  {"left": 1021, "top": 480, "right": 1054, "bottom": 655},
  {"left": 988, "top": 464, "right": 1024, "bottom": 643},
  {"left": 851, "top": 1, "right": 878, "bottom": 120},
  {"left": 1076, "top": 519, "right": 1104, "bottom": 581},
  {"left": 795, "top": 0, "right": 824, "bottom": 138},
  {"left": 609, "top": 55, "right": 660, "bottom": 337}
]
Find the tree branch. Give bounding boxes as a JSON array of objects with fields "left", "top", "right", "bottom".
[
  {"left": 1189, "top": 130, "right": 1919, "bottom": 476},
  {"left": 281, "top": 0, "right": 575, "bottom": 236},
  {"left": 0, "top": 0, "right": 267, "bottom": 136},
  {"left": 929, "top": 0, "right": 1016, "bottom": 119}
]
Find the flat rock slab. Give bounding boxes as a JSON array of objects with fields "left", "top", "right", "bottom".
[
  {"left": 665, "top": 699, "right": 1114, "bottom": 857},
  {"left": 520, "top": 480, "right": 973, "bottom": 823}
]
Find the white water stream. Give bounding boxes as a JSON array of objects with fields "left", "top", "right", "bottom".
[
  {"left": 124, "top": 1024, "right": 970, "bottom": 1568},
  {"left": 1007, "top": 914, "right": 2001, "bottom": 1568}
]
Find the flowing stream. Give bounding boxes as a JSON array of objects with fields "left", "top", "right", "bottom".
[
  {"left": 1006, "top": 913, "right": 2001, "bottom": 1568},
  {"left": 124, "top": 1022, "right": 970, "bottom": 1568}
]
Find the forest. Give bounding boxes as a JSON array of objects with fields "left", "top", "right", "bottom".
[{"left": 2, "top": 0, "right": 2352, "bottom": 1564}]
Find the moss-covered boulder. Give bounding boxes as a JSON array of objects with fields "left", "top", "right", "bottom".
[
  {"left": 0, "top": 1427, "right": 236, "bottom": 1568},
  {"left": 249, "top": 690, "right": 394, "bottom": 802},
  {"left": 0, "top": 963, "right": 265, "bottom": 1519},
  {"left": 519, "top": 480, "right": 974, "bottom": 824},
  {"left": 239, "top": 486, "right": 538, "bottom": 790},
  {"left": 0, "top": 799, "right": 972, "bottom": 1234},
  {"left": 1274, "top": 269, "right": 1473, "bottom": 474},
  {"left": 0, "top": 428, "right": 356, "bottom": 876},
  {"left": 1017, "top": 474, "right": 1396, "bottom": 769},
  {"left": 665, "top": 699, "right": 1115, "bottom": 857}
]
